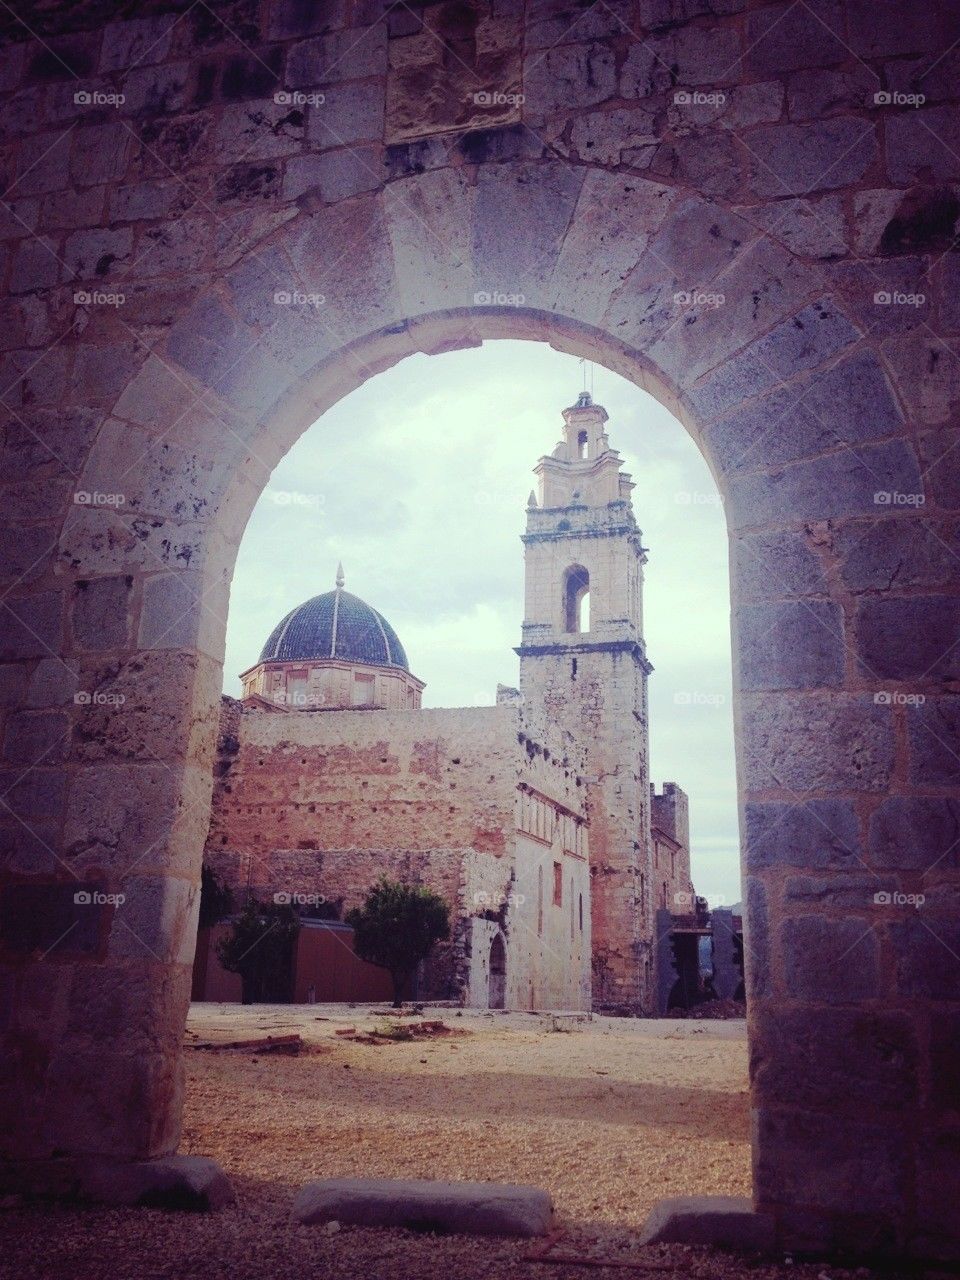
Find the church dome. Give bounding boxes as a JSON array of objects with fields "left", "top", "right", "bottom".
[{"left": 259, "top": 567, "right": 410, "bottom": 671}]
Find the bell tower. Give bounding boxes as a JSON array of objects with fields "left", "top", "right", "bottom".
[{"left": 517, "top": 393, "right": 654, "bottom": 1013}]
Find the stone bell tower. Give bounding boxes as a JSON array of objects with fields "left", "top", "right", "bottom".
[{"left": 517, "top": 393, "right": 654, "bottom": 1013}]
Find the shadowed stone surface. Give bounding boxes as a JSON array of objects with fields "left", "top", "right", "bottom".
[
  {"left": 640, "top": 1196, "right": 775, "bottom": 1252},
  {"left": 292, "top": 1178, "right": 554, "bottom": 1237}
]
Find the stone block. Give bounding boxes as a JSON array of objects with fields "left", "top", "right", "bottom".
[
  {"left": 107, "top": 874, "right": 199, "bottom": 966},
  {"left": 70, "top": 123, "right": 130, "bottom": 186},
  {"left": 886, "top": 107, "right": 960, "bottom": 184},
  {"left": 80, "top": 1154, "right": 234, "bottom": 1211},
  {"left": 731, "top": 530, "right": 827, "bottom": 601},
  {"left": 736, "top": 194, "right": 847, "bottom": 260},
  {"left": 268, "top": 0, "right": 346, "bottom": 40},
  {"left": 781, "top": 915, "right": 880, "bottom": 1001},
  {"left": 119, "top": 62, "right": 191, "bottom": 118},
  {"left": 754, "top": 1107, "right": 908, "bottom": 1215},
  {"left": 291, "top": 1177, "right": 553, "bottom": 1237},
  {"left": 71, "top": 576, "right": 132, "bottom": 651},
  {"left": 890, "top": 917, "right": 960, "bottom": 1000},
  {"left": 286, "top": 27, "right": 388, "bottom": 88},
  {"left": 835, "top": 518, "right": 959, "bottom": 592},
  {"left": 282, "top": 144, "right": 382, "bottom": 203},
  {"left": 746, "top": 118, "right": 876, "bottom": 197},
  {"left": 880, "top": 329, "right": 960, "bottom": 429},
  {"left": 847, "top": 0, "right": 940, "bottom": 57},
  {"left": 100, "top": 15, "right": 177, "bottom": 72},
  {"left": 619, "top": 41, "right": 675, "bottom": 100},
  {"left": 640, "top": 1196, "right": 775, "bottom": 1251},
  {"left": 26, "top": 658, "right": 79, "bottom": 708},
  {"left": 908, "top": 696, "right": 960, "bottom": 787},
  {"left": 10, "top": 237, "right": 60, "bottom": 293},
  {"left": 0, "top": 747, "right": 66, "bottom": 815},
  {"left": 473, "top": 162, "right": 585, "bottom": 311},
  {"left": 740, "top": 693, "right": 894, "bottom": 793},
  {"left": 742, "top": 875, "right": 770, "bottom": 999},
  {"left": 134, "top": 216, "right": 210, "bottom": 277},
  {"left": 213, "top": 100, "right": 305, "bottom": 164},
  {"left": 308, "top": 81, "right": 384, "bottom": 147},
  {"left": 743, "top": 798, "right": 861, "bottom": 872},
  {"left": 41, "top": 1047, "right": 184, "bottom": 1159},
  {"left": 0, "top": 592, "right": 64, "bottom": 660},
  {"left": 855, "top": 595, "right": 960, "bottom": 681},
  {"left": 138, "top": 571, "right": 229, "bottom": 662},
  {"left": 868, "top": 796, "right": 960, "bottom": 871},
  {"left": 725, "top": 440, "right": 923, "bottom": 527},
  {"left": 524, "top": 42, "right": 616, "bottom": 116},
  {"left": 735, "top": 599, "right": 844, "bottom": 690},
  {"left": 787, "top": 67, "right": 877, "bottom": 120},
  {"left": 2, "top": 709, "right": 70, "bottom": 766},
  {"left": 690, "top": 298, "right": 860, "bottom": 425},
  {"left": 746, "top": 0, "right": 850, "bottom": 74},
  {"left": 65, "top": 227, "right": 133, "bottom": 280}
]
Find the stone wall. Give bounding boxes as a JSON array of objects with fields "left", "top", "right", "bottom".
[
  {"left": 205, "top": 696, "right": 590, "bottom": 1006},
  {"left": 0, "top": 0, "right": 958, "bottom": 1259}
]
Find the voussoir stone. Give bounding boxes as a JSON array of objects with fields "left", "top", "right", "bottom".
[{"left": 291, "top": 1177, "right": 554, "bottom": 1237}]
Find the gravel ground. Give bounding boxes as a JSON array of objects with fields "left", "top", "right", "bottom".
[{"left": 0, "top": 1005, "right": 909, "bottom": 1280}]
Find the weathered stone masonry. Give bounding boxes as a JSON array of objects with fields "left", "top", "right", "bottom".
[{"left": 0, "top": 0, "right": 958, "bottom": 1261}]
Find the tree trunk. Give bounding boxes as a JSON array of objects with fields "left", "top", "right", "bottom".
[{"left": 391, "top": 971, "right": 405, "bottom": 1008}]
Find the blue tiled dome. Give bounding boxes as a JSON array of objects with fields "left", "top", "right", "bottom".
[{"left": 259, "top": 577, "right": 410, "bottom": 671}]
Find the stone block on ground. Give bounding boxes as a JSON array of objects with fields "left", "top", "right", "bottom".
[
  {"left": 640, "top": 1195, "right": 776, "bottom": 1252},
  {"left": 291, "top": 1177, "right": 553, "bottom": 1237},
  {"left": 80, "top": 1155, "right": 235, "bottom": 1211}
]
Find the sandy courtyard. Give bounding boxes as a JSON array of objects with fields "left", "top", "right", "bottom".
[{"left": 0, "top": 1005, "right": 895, "bottom": 1279}]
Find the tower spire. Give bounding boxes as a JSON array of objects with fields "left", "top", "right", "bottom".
[{"left": 335, "top": 562, "right": 345, "bottom": 589}]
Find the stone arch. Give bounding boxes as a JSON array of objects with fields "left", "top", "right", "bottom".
[
  {"left": 2, "top": 131, "right": 955, "bottom": 1262},
  {"left": 562, "top": 563, "right": 590, "bottom": 634}
]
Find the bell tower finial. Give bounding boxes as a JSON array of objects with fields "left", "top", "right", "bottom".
[{"left": 335, "top": 562, "right": 345, "bottom": 589}]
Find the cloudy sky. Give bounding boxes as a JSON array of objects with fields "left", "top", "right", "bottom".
[{"left": 224, "top": 342, "right": 740, "bottom": 906}]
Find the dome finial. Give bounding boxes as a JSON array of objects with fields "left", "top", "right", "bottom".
[{"left": 335, "top": 562, "right": 345, "bottom": 589}]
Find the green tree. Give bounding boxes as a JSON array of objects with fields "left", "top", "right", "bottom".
[
  {"left": 346, "top": 877, "right": 450, "bottom": 1007},
  {"left": 216, "top": 898, "right": 300, "bottom": 1004},
  {"left": 198, "top": 864, "right": 233, "bottom": 928}
]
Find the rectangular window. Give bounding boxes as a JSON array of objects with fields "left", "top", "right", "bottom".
[
  {"left": 352, "top": 673, "right": 375, "bottom": 706},
  {"left": 553, "top": 861, "right": 562, "bottom": 907}
]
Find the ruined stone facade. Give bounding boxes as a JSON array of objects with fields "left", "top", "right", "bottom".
[
  {"left": 205, "top": 695, "right": 592, "bottom": 1010},
  {"left": 1, "top": 0, "right": 958, "bottom": 1261}
]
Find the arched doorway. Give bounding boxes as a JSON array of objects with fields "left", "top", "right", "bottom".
[
  {"left": 488, "top": 933, "right": 507, "bottom": 1010},
  {"left": 1, "top": 145, "right": 952, "bottom": 1260}
]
